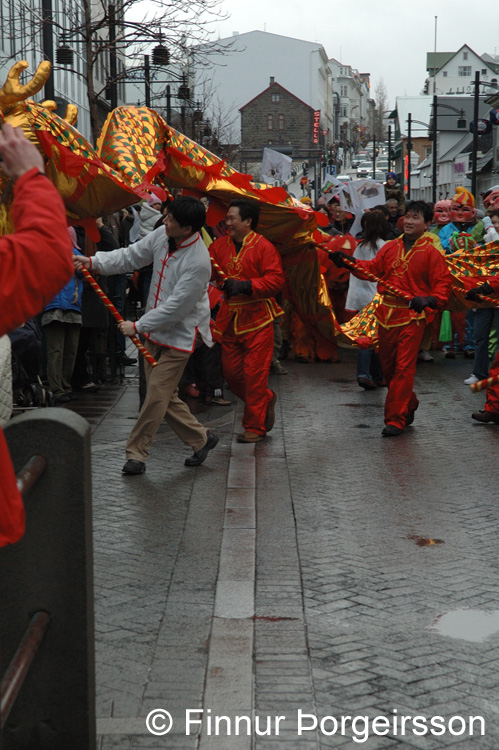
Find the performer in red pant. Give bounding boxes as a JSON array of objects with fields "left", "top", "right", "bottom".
[
  {"left": 210, "top": 199, "right": 285, "bottom": 442},
  {"left": 467, "top": 278, "right": 499, "bottom": 423},
  {"left": 330, "top": 201, "right": 452, "bottom": 436}
]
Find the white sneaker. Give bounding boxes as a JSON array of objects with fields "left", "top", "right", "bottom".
[
  {"left": 464, "top": 374, "right": 479, "bottom": 385},
  {"left": 418, "top": 350, "right": 434, "bottom": 362}
]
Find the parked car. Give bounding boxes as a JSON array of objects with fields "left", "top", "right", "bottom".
[
  {"left": 351, "top": 156, "right": 362, "bottom": 169},
  {"left": 336, "top": 174, "right": 352, "bottom": 182}
]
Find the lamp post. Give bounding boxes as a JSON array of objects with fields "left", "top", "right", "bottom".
[
  {"left": 470, "top": 72, "right": 499, "bottom": 198},
  {"left": 406, "top": 113, "right": 412, "bottom": 199},
  {"left": 41, "top": 0, "right": 55, "bottom": 100},
  {"left": 431, "top": 96, "right": 466, "bottom": 204}
]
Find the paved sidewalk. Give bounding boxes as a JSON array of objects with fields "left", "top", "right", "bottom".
[{"left": 85, "top": 351, "right": 499, "bottom": 749}]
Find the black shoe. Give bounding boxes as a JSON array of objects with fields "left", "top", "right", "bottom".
[
  {"left": 358, "top": 376, "right": 377, "bottom": 390},
  {"left": 120, "top": 355, "right": 138, "bottom": 366},
  {"left": 405, "top": 410, "right": 415, "bottom": 427},
  {"left": 54, "top": 393, "right": 71, "bottom": 404},
  {"left": 122, "top": 459, "right": 146, "bottom": 474},
  {"left": 382, "top": 425, "right": 403, "bottom": 437},
  {"left": 471, "top": 410, "right": 499, "bottom": 424},
  {"left": 184, "top": 431, "right": 219, "bottom": 467}
]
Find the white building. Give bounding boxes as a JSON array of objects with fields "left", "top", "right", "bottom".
[
  {"left": 0, "top": 0, "right": 133, "bottom": 143},
  {"left": 0, "top": 0, "right": 94, "bottom": 139},
  {"left": 191, "top": 30, "right": 335, "bottom": 146},
  {"left": 329, "top": 59, "right": 370, "bottom": 144},
  {"left": 399, "top": 95, "right": 492, "bottom": 202},
  {"left": 425, "top": 44, "right": 499, "bottom": 97}
]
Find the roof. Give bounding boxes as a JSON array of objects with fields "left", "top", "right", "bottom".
[
  {"left": 394, "top": 97, "right": 433, "bottom": 137},
  {"left": 430, "top": 96, "right": 491, "bottom": 132},
  {"left": 427, "top": 45, "right": 499, "bottom": 76},
  {"left": 196, "top": 29, "right": 327, "bottom": 56},
  {"left": 475, "top": 151, "right": 493, "bottom": 174},
  {"left": 239, "top": 80, "right": 315, "bottom": 112},
  {"left": 426, "top": 52, "right": 454, "bottom": 73},
  {"left": 393, "top": 96, "right": 492, "bottom": 139},
  {"left": 439, "top": 132, "right": 472, "bottom": 163}
]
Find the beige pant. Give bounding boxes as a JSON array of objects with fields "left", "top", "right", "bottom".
[{"left": 125, "top": 342, "right": 207, "bottom": 462}]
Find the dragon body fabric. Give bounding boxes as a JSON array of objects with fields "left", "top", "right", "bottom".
[{"left": 2, "top": 61, "right": 499, "bottom": 351}]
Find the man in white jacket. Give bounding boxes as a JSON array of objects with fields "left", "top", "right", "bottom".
[{"left": 75, "top": 196, "right": 219, "bottom": 473}]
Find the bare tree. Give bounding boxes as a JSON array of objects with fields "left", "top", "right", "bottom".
[
  {"left": 1, "top": 0, "right": 232, "bottom": 143},
  {"left": 373, "top": 78, "right": 389, "bottom": 141}
]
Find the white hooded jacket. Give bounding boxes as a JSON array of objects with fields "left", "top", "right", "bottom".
[{"left": 91, "top": 226, "right": 212, "bottom": 352}]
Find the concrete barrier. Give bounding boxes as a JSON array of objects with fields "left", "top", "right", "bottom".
[{"left": 0, "top": 409, "right": 95, "bottom": 750}]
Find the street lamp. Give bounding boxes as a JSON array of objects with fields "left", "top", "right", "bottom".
[
  {"left": 55, "top": 4, "right": 169, "bottom": 109},
  {"left": 431, "top": 97, "right": 466, "bottom": 204},
  {"left": 471, "top": 72, "right": 499, "bottom": 198},
  {"left": 407, "top": 105, "right": 466, "bottom": 201}
]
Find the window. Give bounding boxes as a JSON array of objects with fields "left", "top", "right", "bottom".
[
  {"left": 278, "top": 114, "right": 284, "bottom": 130},
  {"left": 482, "top": 69, "right": 487, "bottom": 75},
  {"left": 443, "top": 71, "right": 448, "bottom": 77},
  {"left": 267, "top": 114, "right": 273, "bottom": 130},
  {"left": 272, "top": 93, "right": 280, "bottom": 103},
  {"left": 458, "top": 66, "right": 472, "bottom": 77},
  {"left": 341, "top": 85, "right": 348, "bottom": 97},
  {"left": 463, "top": 51, "right": 468, "bottom": 60}
]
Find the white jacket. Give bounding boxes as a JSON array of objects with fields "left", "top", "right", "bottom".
[
  {"left": 0, "top": 335, "right": 12, "bottom": 426},
  {"left": 92, "top": 227, "right": 213, "bottom": 352},
  {"left": 345, "top": 238, "right": 386, "bottom": 312},
  {"left": 137, "top": 204, "right": 162, "bottom": 240}
]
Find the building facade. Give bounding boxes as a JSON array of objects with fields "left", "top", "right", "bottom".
[
  {"left": 240, "top": 78, "right": 317, "bottom": 176},
  {"left": 329, "top": 59, "right": 370, "bottom": 146},
  {"left": 0, "top": 0, "right": 130, "bottom": 143},
  {"left": 425, "top": 45, "right": 499, "bottom": 97},
  {"left": 192, "top": 30, "right": 335, "bottom": 149}
]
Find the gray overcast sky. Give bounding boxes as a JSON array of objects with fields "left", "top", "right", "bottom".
[{"left": 208, "top": 0, "right": 499, "bottom": 106}]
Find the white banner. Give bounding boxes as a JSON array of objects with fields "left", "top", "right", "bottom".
[{"left": 261, "top": 148, "right": 293, "bottom": 184}]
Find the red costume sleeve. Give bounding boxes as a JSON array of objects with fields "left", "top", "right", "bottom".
[
  {"left": 247, "top": 236, "right": 285, "bottom": 300},
  {"left": 0, "top": 167, "right": 73, "bottom": 336},
  {"left": 0, "top": 168, "right": 73, "bottom": 548}
]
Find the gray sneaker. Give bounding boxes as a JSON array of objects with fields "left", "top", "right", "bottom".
[{"left": 270, "top": 360, "right": 288, "bottom": 375}]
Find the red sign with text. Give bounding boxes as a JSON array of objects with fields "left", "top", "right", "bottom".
[{"left": 313, "top": 111, "right": 321, "bottom": 144}]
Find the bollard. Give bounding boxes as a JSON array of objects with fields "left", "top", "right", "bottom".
[
  {"left": 1, "top": 611, "right": 50, "bottom": 729},
  {"left": 1, "top": 408, "right": 95, "bottom": 750}
]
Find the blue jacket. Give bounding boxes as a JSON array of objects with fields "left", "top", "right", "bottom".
[
  {"left": 44, "top": 248, "right": 84, "bottom": 314},
  {"left": 439, "top": 220, "right": 484, "bottom": 253}
]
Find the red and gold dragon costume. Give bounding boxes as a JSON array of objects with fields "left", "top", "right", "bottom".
[{"left": 2, "top": 60, "right": 499, "bottom": 350}]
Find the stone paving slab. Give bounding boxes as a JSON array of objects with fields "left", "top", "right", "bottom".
[{"left": 80, "top": 351, "right": 499, "bottom": 748}]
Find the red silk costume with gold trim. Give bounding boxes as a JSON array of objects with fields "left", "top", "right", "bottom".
[
  {"left": 210, "top": 231, "right": 285, "bottom": 435},
  {"left": 210, "top": 231, "right": 284, "bottom": 336},
  {"left": 351, "top": 232, "right": 453, "bottom": 429},
  {"left": 354, "top": 233, "right": 452, "bottom": 328},
  {"left": 478, "top": 276, "right": 499, "bottom": 415}
]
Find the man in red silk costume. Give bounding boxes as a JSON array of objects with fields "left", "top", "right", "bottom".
[
  {"left": 330, "top": 201, "right": 452, "bottom": 437},
  {"left": 467, "top": 277, "right": 499, "bottom": 424},
  {"left": 210, "top": 199, "right": 285, "bottom": 443}
]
